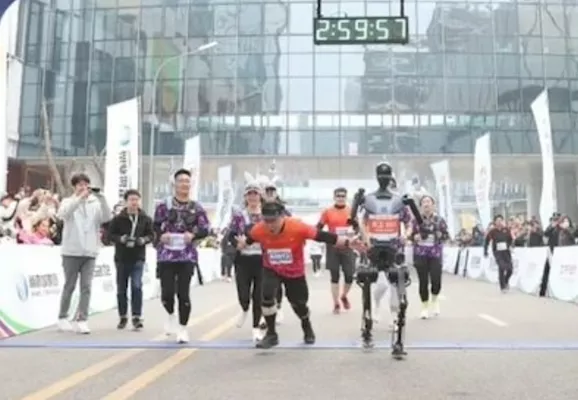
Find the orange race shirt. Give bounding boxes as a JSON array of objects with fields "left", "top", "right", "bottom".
[
  {"left": 319, "top": 206, "right": 352, "bottom": 236},
  {"left": 249, "top": 217, "right": 317, "bottom": 278}
]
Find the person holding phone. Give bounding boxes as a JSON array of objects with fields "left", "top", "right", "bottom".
[
  {"left": 107, "top": 189, "right": 154, "bottom": 331},
  {"left": 56, "top": 173, "right": 112, "bottom": 334}
]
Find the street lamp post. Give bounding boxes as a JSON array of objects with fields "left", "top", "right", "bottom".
[{"left": 145, "top": 41, "right": 218, "bottom": 213}]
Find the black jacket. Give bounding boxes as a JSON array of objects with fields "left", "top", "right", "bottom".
[{"left": 108, "top": 208, "right": 154, "bottom": 263}]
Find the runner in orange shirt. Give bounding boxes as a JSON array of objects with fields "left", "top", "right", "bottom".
[
  {"left": 317, "top": 187, "right": 356, "bottom": 313},
  {"left": 236, "top": 201, "right": 363, "bottom": 349}
]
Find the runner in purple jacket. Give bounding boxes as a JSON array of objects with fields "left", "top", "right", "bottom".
[
  {"left": 411, "top": 195, "right": 449, "bottom": 320},
  {"left": 154, "top": 168, "right": 210, "bottom": 344}
]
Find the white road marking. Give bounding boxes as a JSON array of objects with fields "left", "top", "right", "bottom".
[{"left": 478, "top": 313, "right": 508, "bottom": 327}]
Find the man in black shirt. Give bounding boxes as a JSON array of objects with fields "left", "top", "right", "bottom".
[
  {"left": 483, "top": 214, "right": 513, "bottom": 293},
  {"left": 108, "top": 189, "right": 154, "bottom": 330}
]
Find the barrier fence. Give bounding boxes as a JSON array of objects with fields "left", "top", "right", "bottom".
[
  {"left": 0, "top": 244, "right": 222, "bottom": 338},
  {"left": 440, "top": 246, "right": 578, "bottom": 303},
  {"left": 1, "top": 244, "right": 576, "bottom": 338}
]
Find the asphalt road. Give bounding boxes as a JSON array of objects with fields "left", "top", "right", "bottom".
[{"left": 1, "top": 271, "right": 578, "bottom": 400}]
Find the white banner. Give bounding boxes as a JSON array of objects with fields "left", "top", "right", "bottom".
[
  {"left": 183, "top": 136, "right": 201, "bottom": 200},
  {"left": 548, "top": 246, "right": 578, "bottom": 302},
  {"left": 430, "top": 160, "right": 456, "bottom": 238},
  {"left": 215, "top": 165, "right": 234, "bottom": 230},
  {"left": 474, "top": 133, "right": 492, "bottom": 229},
  {"left": 531, "top": 90, "right": 557, "bottom": 227},
  {"left": 104, "top": 97, "right": 140, "bottom": 207},
  {"left": 0, "top": 43, "right": 7, "bottom": 194},
  {"left": 0, "top": 244, "right": 222, "bottom": 337}
]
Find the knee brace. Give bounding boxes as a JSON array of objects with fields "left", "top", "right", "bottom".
[{"left": 262, "top": 305, "right": 277, "bottom": 316}]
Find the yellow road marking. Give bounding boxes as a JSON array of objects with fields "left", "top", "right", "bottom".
[
  {"left": 101, "top": 316, "right": 237, "bottom": 400},
  {"left": 20, "top": 303, "right": 235, "bottom": 400}
]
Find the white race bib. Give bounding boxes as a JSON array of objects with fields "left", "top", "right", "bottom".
[
  {"left": 335, "top": 227, "right": 352, "bottom": 237},
  {"left": 496, "top": 242, "right": 508, "bottom": 251},
  {"left": 267, "top": 249, "right": 293, "bottom": 265},
  {"left": 165, "top": 233, "right": 186, "bottom": 251},
  {"left": 241, "top": 243, "right": 262, "bottom": 256},
  {"left": 421, "top": 234, "right": 435, "bottom": 247}
]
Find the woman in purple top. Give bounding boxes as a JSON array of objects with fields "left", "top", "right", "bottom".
[
  {"left": 154, "top": 168, "right": 210, "bottom": 344},
  {"left": 411, "top": 195, "right": 449, "bottom": 320},
  {"left": 228, "top": 182, "right": 266, "bottom": 342}
]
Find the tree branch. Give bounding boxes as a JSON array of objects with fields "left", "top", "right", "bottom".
[{"left": 40, "top": 98, "right": 67, "bottom": 195}]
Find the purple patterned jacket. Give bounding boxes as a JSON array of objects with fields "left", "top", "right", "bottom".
[
  {"left": 154, "top": 198, "right": 210, "bottom": 263},
  {"left": 228, "top": 207, "right": 263, "bottom": 256},
  {"left": 411, "top": 214, "right": 448, "bottom": 259}
]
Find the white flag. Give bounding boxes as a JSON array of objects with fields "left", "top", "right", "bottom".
[
  {"left": 183, "top": 136, "right": 201, "bottom": 200},
  {"left": 474, "top": 133, "right": 492, "bottom": 229}
]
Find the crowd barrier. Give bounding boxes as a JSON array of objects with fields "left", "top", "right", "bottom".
[
  {"left": 0, "top": 244, "right": 222, "bottom": 338},
  {"left": 442, "top": 245, "right": 578, "bottom": 303}
]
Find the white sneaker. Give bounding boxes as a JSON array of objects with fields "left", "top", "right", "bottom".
[
  {"left": 176, "top": 326, "right": 189, "bottom": 343},
  {"left": 76, "top": 321, "right": 91, "bottom": 334},
  {"left": 430, "top": 299, "right": 440, "bottom": 316},
  {"left": 57, "top": 318, "right": 73, "bottom": 332},
  {"left": 276, "top": 308, "right": 284, "bottom": 325},
  {"left": 252, "top": 327, "right": 264, "bottom": 342},
  {"left": 236, "top": 311, "right": 248, "bottom": 328},
  {"left": 164, "top": 314, "right": 177, "bottom": 336},
  {"left": 314, "top": 271, "right": 321, "bottom": 278},
  {"left": 420, "top": 308, "right": 429, "bottom": 320}
]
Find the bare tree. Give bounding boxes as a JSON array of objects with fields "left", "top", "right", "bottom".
[{"left": 40, "top": 98, "right": 106, "bottom": 195}]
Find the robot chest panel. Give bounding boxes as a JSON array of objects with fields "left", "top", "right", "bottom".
[{"left": 364, "top": 194, "right": 403, "bottom": 216}]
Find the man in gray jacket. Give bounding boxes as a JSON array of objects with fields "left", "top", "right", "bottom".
[{"left": 56, "top": 173, "right": 112, "bottom": 334}]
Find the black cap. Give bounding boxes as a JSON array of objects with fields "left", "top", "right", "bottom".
[
  {"left": 262, "top": 201, "right": 284, "bottom": 220},
  {"left": 376, "top": 162, "right": 392, "bottom": 177}
]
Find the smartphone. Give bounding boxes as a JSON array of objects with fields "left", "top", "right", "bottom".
[{"left": 90, "top": 187, "right": 101, "bottom": 194}]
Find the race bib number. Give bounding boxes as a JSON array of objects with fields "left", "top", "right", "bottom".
[
  {"left": 267, "top": 249, "right": 293, "bottom": 265},
  {"left": 421, "top": 234, "right": 435, "bottom": 247},
  {"left": 496, "top": 242, "right": 508, "bottom": 251},
  {"left": 165, "top": 233, "right": 186, "bottom": 251},
  {"left": 241, "top": 243, "right": 262, "bottom": 256},
  {"left": 366, "top": 215, "right": 400, "bottom": 241},
  {"left": 335, "top": 227, "right": 352, "bottom": 237}
]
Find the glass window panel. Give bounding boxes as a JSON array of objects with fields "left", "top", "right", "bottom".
[
  {"left": 314, "top": 78, "right": 340, "bottom": 111},
  {"left": 496, "top": 79, "right": 522, "bottom": 112},
  {"left": 264, "top": 4, "right": 289, "bottom": 36},
  {"left": 341, "top": 77, "right": 363, "bottom": 112},
  {"left": 518, "top": 4, "right": 542, "bottom": 36},
  {"left": 288, "top": 54, "right": 313, "bottom": 77},
  {"left": 519, "top": 55, "right": 543, "bottom": 78},
  {"left": 314, "top": 130, "right": 340, "bottom": 156},
  {"left": 20, "top": 116, "right": 40, "bottom": 134},
  {"left": 287, "top": 78, "right": 313, "bottom": 111},
  {"left": 469, "top": 78, "right": 497, "bottom": 113},
  {"left": 340, "top": 53, "right": 364, "bottom": 77},
  {"left": 339, "top": 3, "right": 364, "bottom": 15},
  {"left": 544, "top": 55, "right": 567, "bottom": 78},
  {"left": 445, "top": 78, "right": 470, "bottom": 112},
  {"left": 315, "top": 53, "right": 340, "bottom": 77},
  {"left": 21, "top": 84, "right": 41, "bottom": 117},
  {"left": 289, "top": 3, "right": 312, "bottom": 34},
  {"left": 543, "top": 37, "right": 567, "bottom": 54},
  {"left": 287, "top": 130, "right": 313, "bottom": 155},
  {"left": 239, "top": 4, "right": 263, "bottom": 36},
  {"left": 214, "top": 4, "right": 238, "bottom": 36},
  {"left": 189, "top": 5, "right": 213, "bottom": 38},
  {"left": 496, "top": 53, "right": 521, "bottom": 77},
  {"left": 416, "top": 2, "right": 436, "bottom": 36},
  {"left": 288, "top": 35, "right": 313, "bottom": 53},
  {"left": 416, "top": 53, "right": 443, "bottom": 76}
]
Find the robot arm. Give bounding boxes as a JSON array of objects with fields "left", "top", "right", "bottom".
[
  {"left": 348, "top": 188, "right": 365, "bottom": 233},
  {"left": 402, "top": 194, "right": 423, "bottom": 225}
]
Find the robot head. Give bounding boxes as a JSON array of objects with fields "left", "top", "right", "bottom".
[{"left": 375, "top": 162, "right": 393, "bottom": 190}]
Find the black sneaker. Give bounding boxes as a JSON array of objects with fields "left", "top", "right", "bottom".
[
  {"left": 302, "top": 318, "right": 315, "bottom": 345},
  {"left": 117, "top": 317, "right": 128, "bottom": 330},
  {"left": 132, "top": 317, "right": 143, "bottom": 330},
  {"left": 256, "top": 332, "right": 279, "bottom": 349}
]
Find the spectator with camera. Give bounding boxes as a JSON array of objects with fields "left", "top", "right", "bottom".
[
  {"left": 18, "top": 216, "right": 54, "bottom": 245},
  {"left": 107, "top": 189, "right": 153, "bottom": 331},
  {"left": 56, "top": 173, "right": 112, "bottom": 334},
  {"left": 0, "top": 193, "right": 20, "bottom": 241}
]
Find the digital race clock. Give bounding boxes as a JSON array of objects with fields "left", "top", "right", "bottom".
[{"left": 313, "top": 16, "right": 409, "bottom": 45}]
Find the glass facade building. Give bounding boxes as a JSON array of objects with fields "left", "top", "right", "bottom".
[{"left": 14, "top": 0, "right": 578, "bottom": 160}]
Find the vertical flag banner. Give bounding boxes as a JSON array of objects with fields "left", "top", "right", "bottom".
[
  {"left": 104, "top": 97, "right": 140, "bottom": 207},
  {"left": 531, "top": 89, "right": 557, "bottom": 228},
  {"left": 474, "top": 133, "right": 492, "bottom": 229},
  {"left": 430, "top": 160, "right": 456, "bottom": 238},
  {"left": 183, "top": 136, "right": 201, "bottom": 200},
  {"left": 215, "top": 165, "right": 233, "bottom": 230},
  {"left": 0, "top": 43, "right": 7, "bottom": 193}
]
